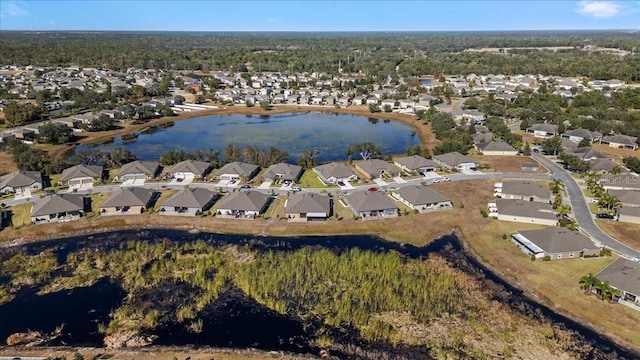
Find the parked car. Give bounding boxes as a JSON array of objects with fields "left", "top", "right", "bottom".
[
  {"left": 442, "top": 177, "right": 451, "bottom": 182},
  {"left": 338, "top": 181, "right": 345, "bottom": 186},
  {"left": 229, "top": 179, "right": 237, "bottom": 184},
  {"left": 240, "top": 185, "right": 252, "bottom": 189},
  {"left": 595, "top": 213, "right": 615, "bottom": 219},
  {"left": 44, "top": 190, "right": 55, "bottom": 196},
  {"left": 292, "top": 187, "right": 301, "bottom": 192}
]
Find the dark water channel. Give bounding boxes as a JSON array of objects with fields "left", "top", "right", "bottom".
[{"left": 0, "top": 229, "right": 638, "bottom": 359}]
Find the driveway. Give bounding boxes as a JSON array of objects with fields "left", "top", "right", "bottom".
[
  {"left": 393, "top": 176, "right": 406, "bottom": 184},
  {"left": 121, "top": 179, "right": 145, "bottom": 186},
  {"left": 374, "top": 178, "right": 388, "bottom": 186},
  {"left": 258, "top": 181, "right": 272, "bottom": 189},
  {"left": 532, "top": 153, "right": 640, "bottom": 258}
]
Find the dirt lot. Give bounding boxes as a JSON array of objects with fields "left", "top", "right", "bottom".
[
  {"left": 0, "top": 151, "right": 17, "bottom": 173},
  {"left": 470, "top": 154, "right": 548, "bottom": 173},
  {"left": 597, "top": 221, "right": 640, "bottom": 249},
  {"left": 591, "top": 143, "right": 638, "bottom": 164}
]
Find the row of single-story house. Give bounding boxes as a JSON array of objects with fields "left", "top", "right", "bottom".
[{"left": 26, "top": 184, "right": 453, "bottom": 224}]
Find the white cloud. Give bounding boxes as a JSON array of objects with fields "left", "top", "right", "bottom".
[
  {"left": 1, "top": 0, "right": 28, "bottom": 17},
  {"left": 576, "top": 1, "right": 625, "bottom": 18}
]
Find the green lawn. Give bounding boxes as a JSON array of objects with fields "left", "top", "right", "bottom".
[
  {"left": 298, "top": 170, "right": 335, "bottom": 188},
  {"left": 9, "top": 202, "right": 32, "bottom": 228},
  {"left": 264, "top": 195, "right": 286, "bottom": 220},
  {"left": 333, "top": 197, "right": 356, "bottom": 220}
]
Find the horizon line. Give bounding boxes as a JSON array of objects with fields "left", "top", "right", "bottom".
[{"left": 1, "top": 29, "right": 639, "bottom": 33}]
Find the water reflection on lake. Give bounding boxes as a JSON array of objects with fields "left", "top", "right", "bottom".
[{"left": 73, "top": 113, "right": 419, "bottom": 163}]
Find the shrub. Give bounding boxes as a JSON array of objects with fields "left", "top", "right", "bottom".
[
  {"left": 502, "top": 233, "right": 507, "bottom": 240},
  {"left": 480, "top": 209, "right": 488, "bottom": 218},
  {"left": 543, "top": 255, "right": 551, "bottom": 261},
  {"left": 530, "top": 254, "right": 536, "bottom": 261}
]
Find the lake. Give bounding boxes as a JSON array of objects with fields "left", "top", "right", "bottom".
[{"left": 73, "top": 113, "right": 420, "bottom": 163}]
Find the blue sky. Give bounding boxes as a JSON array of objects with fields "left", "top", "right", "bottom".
[{"left": 1, "top": 1, "right": 638, "bottom": 31}]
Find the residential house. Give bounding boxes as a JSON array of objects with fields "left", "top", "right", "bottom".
[
  {"left": 432, "top": 152, "right": 478, "bottom": 171},
  {"left": 618, "top": 206, "right": 640, "bottom": 224},
  {"left": 100, "top": 187, "right": 155, "bottom": 215},
  {"left": 565, "top": 147, "right": 607, "bottom": 161},
  {"left": 343, "top": 191, "right": 398, "bottom": 220},
  {"left": 526, "top": 123, "right": 558, "bottom": 138},
  {"left": 216, "top": 190, "right": 270, "bottom": 219},
  {"left": 600, "top": 134, "right": 638, "bottom": 150},
  {"left": 0, "top": 170, "right": 43, "bottom": 198},
  {"left": 159, "top": 188, "right": 218, "bottom": 216},
  {"left": 31, "top": 193, "right": 85, "bottom": 224},
  {"left": 261, "top": 163, "right": 303, "bottom": 183},
  {"left": 561, "top": 129, "right": 602, "bottom": 143},
  {"left": 355, "top": 159, "right": 400, "bottom": 180},
  {"left": 511, "top": 228, "right": 599, "bottom": 260},
  {"left": 313, "top": 162, "right": 358, "bottom": 185},
  {"left": 498, "top": 180, "right": 551, "bottom": 203},
  {"left": 393, "top": 155, "right": 438, "bottom": 174},
  {"left": 596, "top": 258, "right": 640, "bottom": 309},
  {"left": 115, "top": 161, "right": 160, "bottom": 183},
  {"left": 588, "top": 158, "right": 620, "bottom": 174},
  {"left": 391, "top": 185, "right": 452, "bottom": 213},
  {"left": 166, "top": 160, "right": 211, "bottom": 180},
  {"left": 472, "top": 132, "right": 494, "bottom": 145},
  {"left": 213, "top": 161, "right": 259, "bottom": 182},
  {"left": 59, "top": 164, "right": 104, "bottom": 191},
  {"left": 475, "top": 140, "right": 518, "bottom": 156},
  {"left": 607, "top": 189, "right": 640, "bottom": 208},
  {"left": 285, "top": 192, "right": 331, "bottom": 222},
  {"left": 494, "top": 199, "right": 557, "bottom": 226},
  {"left": 600, "top": 174, "right": 640, "bottom": 190}
]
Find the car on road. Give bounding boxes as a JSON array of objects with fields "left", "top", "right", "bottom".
[
  {"left": 240, "top": 185, "right": 252, "bottom": 189},
  {"left": 368, "top": 187, "right": 378, "bottom": 192},
  {"left": 595, "top": 213, "right": 615, "bottom": 219},
  {"left": 44, "top": 190, "right": 55, "bottom": 196},
  {"left": 292, "top": 187, "right": 302, "bottom": 192}
]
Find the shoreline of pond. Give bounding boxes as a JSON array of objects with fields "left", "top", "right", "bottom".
[
  {"left": 1, "top": 228, "right": 639, "bottom": 359},
  {"left": 46, "top": 104, "right": 436, "bottom": 161}
]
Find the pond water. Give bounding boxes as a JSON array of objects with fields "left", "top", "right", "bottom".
[
  {"left": 0, "top": 230, "right": 637, "bottom": 359},
  {"left": 73, "top": 113, "right": 420, "bottom": 163}
]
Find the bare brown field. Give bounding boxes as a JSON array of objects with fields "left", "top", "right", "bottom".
[
  {"left": 470, "top": 155, "right": 548, "bottom": 173},
  {"left": 591, "top": 143, "right": 638, "bottom": 163},
  {"left": 0, "top": 151, "right": 17, "bottom": 173},
  {"left": 597, "top": 221, "right": 640, "bottom": 249}
]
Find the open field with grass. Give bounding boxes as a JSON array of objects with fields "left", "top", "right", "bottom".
[
  {"left": 597, "top": 220, "right": 640, "bottom": 250},
  {"left": 298, "top": 169, "right": 335, "bottom": 188},
  {"left": 470, "top": 155, "right": 548, "bottom": 174}
]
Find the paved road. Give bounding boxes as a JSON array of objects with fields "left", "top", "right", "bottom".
[
  {"left": 4, "top": 163, "right": 639, "bottom": 260},
  {"left": 533, "top": 153, "right": 640, "bottom": 259}
]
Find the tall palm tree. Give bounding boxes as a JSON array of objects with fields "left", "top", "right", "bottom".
[
  {"left": 579, "top": 273, "right": 599, "bottom": 294},
  {"left": 549, "top": 179, "right": 564, "bottom": 195}
]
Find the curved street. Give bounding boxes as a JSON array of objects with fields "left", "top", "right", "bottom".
[
  {"left": 533, "top": 153, "right": 640, "bottom": 259},
  {"left": 4, "top": 159, "right": 639, "bottom": 260}
]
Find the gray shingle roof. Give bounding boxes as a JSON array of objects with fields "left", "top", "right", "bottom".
[
  {"left": 601, "top": 134, "right": 637, "bottom": 146},
  {"left": 217, "top": 190, "right": 269, "bottom": 212},
  {"left": 59, "top": 164, "right": 103, "bottom": 182},
  {"left": 214, "top": 161, "right": 259, "bottom": 178},
  {"left": 433, "top": 152, "right": 477, "bottom": 166},
  {"left": 117, "top": 161, "right": 159, "bottom": 176},
  {"left": 162, "top": 188, "right": 216, "bottom": 208},
  {"left": 262, "top": 163, "right": 303, "bottom": 181},
  {"left": 596, "top": 258, "right": 640, "bottom": 296},
  {"left": 527, "top": 123, "right": 558, "bottom": 133},
  {"left": 394, "top": 185, "right": 450, "bottom": 206},
  {"left": 496, "top": 199, "right": 556, "bottom": 220},
  {"left": 356, "top": 159, "right": 399, "bottom": 177},
  {"left": 167, "top": 160, "right": 210, "bottom": 176},
  {"left": 587, "top": 158, "right": 618, "bottom": 173},
  {"left": 608, "top": 189, "right": 640, "bottom": 206},
  {"left": 0, "top": 170, "right": 42, "bottom": 189},
  {"left": 31, "top": 193, "right": 84, "bottom": 217},
  {"left": 564, "top": 128, "right": 602, "bottom": 141},
  {"left": 285, "top": 192, "right": 330, "bottom": 214},
  {"left": 101, "top": 187, "right": 154, "bottom": 208},
  {"left": 394, "top": 155, "right": 438, "bottom": 170},
  {"left": 516, "top": 228, "right": 598, "bottom": 254},
  {"left": 566, "top": 146, "right": 607, "bottom": 160},
  {"left": 476, "top": 140, "right": 517, "bottom": 152},
  {"left": 501, "top": 181, "right": 550, "bottom": 200},
  {"left": 345, "top": 191, "right": 397, "bottom": 212},
  {"left": 313, "top": 162, "right": 356, "bottom": 179}
]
